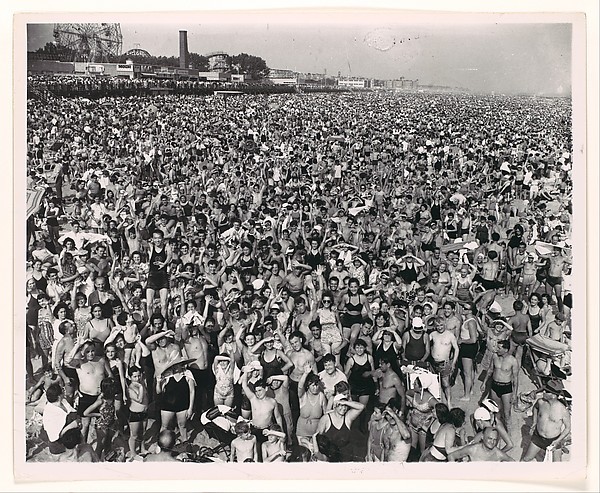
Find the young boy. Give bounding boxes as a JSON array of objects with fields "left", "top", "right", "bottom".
[
  {"left": 230, "top": 421, "right": 257, "bottom": 463},
  {"left": 126, "top": 366, "right": 149, "bottom": 457},
  {"left": 266, "top": 374, "right": 293, "bottom": 445},
  {"left": 261, "top": 424, "right": 287, "bottom": 462},
  {"left": 26, "top": 364, "right": 62, "bottom": 403}
]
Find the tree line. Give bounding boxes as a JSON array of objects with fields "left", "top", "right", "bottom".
[{"left": 30, "top": 43, "right": 270, "bottom": 79}]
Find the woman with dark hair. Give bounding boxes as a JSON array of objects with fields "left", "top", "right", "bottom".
[
  {"left": 425, "top": 402, "right": 450, "bottom": 448},
  {"left": 71, "top": 288, "right": 92, "bottom": 339},
  {"left": 52, "top": 302, "right": 73, "bottom": 348},
  {"left": 339, "top": 277, "right": 369, "bottom": 341},
  {"left": 420, "top": 407, "right": 466, "bottom": 462},
  {"left": 86, "top": 303, "right": 114, "bottom": 351}
]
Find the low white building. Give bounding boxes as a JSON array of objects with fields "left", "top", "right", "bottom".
[{"left": 337, "top": 79, "right": 367, "bottom": 88}]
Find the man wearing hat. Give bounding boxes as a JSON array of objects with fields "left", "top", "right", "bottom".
[
  {"left": 522, "top": 379, "right": 571, "bottom": 462},
  {"left": 401, "top": 317, "right": 430, "bottom": 366}
]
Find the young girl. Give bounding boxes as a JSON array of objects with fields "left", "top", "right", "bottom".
[
  {"left": 212, "top": 353, "right": 235, "bottom": 407},
  {"left": 126, "top": 366, "right": 149, "bottom": 457},
  {"left": 84, "top": 377, "right": 118, "bottom": 461},
  {"left": 261, "top": 424, "right": 287, "bottom": 462},
  {"left": 104, "top": 341, "right": 128, "bottom": 432},
  {"left": 36, "top": 294, "right": 55, "bottom": 367}
]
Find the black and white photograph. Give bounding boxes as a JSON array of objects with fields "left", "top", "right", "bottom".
[{"left": 9, "top": 3, "right": 598, "bottom": 490}]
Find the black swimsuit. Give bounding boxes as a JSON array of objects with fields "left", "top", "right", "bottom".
[
  {"left": 343, "top": 295, "right": 364, "bottom": 328},
  {"left": 321, "top": 414, "right": 353, "bottom": 462}
]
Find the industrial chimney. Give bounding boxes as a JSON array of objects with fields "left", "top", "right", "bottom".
[{"left": 179, "top": 30, "right": 189, "bottom": 69}]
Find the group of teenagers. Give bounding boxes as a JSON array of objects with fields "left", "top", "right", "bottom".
[{"left": 25, "top": 88, "right": 573, "bottom": 464}]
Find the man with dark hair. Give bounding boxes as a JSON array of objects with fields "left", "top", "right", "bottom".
[
  {"left": 241, "top": 372, "right": 283, "bottom": 461},
  {"left": 317, "top": 353, "right": 348, "bottom": 400},
  {"left": 481, "top": 339, "right": 519, "bottom": 432},
  {"left": 42, "top": 383, "right": 80, "bottom": 456},
  {"left": 374, "top": 355, "right": 406, "bottom": 415},
  {"left": 58, "top": 428, "right": 99, "bottom": 462},
  {"left": 286, "top": 331, "right": 317, "bottom": 428}
]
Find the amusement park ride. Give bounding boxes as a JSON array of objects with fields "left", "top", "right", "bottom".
[{"left": 53, "top": 23, "right": 123, "bottom": 62}]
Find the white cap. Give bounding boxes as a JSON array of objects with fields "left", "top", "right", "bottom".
[
  {"left": 412, "top": 317, "right": 424, "bottom": 328},
  {"left": 473, "top": 407, "right": 492, "bottom": 421}
]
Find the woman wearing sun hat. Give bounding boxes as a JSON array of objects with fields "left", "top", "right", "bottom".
[
  {"left": 406, "top": 372, "right": 439, "bottom": 456},
  {"left": 157, "top": 356, "right": 196, "bottom": 443}
]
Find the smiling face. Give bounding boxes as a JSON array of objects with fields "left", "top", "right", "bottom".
[
  {"left": 254, "top": 385, "right": 267, "bottom": 399},
  {"left": 83, "top": 344, "right": 96, "bottom": 361},
  {"left": 105, "top": 346, "right": 116, "bottom": 360},
  {"left": 323, "top": 359, "right": 336, "bottom": 374}
]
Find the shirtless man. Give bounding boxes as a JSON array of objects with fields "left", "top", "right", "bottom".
[
  {"left": 448, "top": 427, "right": 514, "bottom": 462},
  {"left": 521, "top": 253, "right": 541, "bottom": 298},
  {"left": 241, "top": 374, "right": 283, "bottom": 461},
  {"left": 53, "top": 320, "right": 78, "bottom": 403},
  {"left": 481, "top": 340, "right": 519, "bottom": 431},
  {"left": 381, "top": 407, "right": 411, "bottom": 462},
  {"left": 287, "top": 331, "right": 317, "bottom": 426},
  {"left": 292, "top": 296, "right": 313, "bottom": 341},
  {"left": 522, "top": 380, "right": 571, "bottom": 462},
  {"left": 144, "top": 430, "right": 178, "bottom": 462},
  {"left": 425, "top": 271, "right": 446, "bottom": 302},
  {"left": 429, "top": 316, "right": 459, "bottom": 406},
  {"left": 280, "top": 262, "right": 311, "bottom": 297},
  {"left": 66, "top": 339, "right": 111, "bottom": 442},
  {"left": 442, "top": 301, "right": 462, "bottom": 340},
  {"left": 507, "top": 242, "right": 527, "bottom": 294},
  {"left": 508, "top": 299, "right": 532, "bottom": 368},
  {"left": 145, "top": 329, "right": 182, "bottom": 378},
  {"left": 475, "top": 250, "right": 503, "bottom": 291},
  {"left": 544, "top": 247, "right": 569, "bottom": 314},
  {"left": 374, "top": 355, "right": 406, "bottom": 416},
  {"left": 181, "top": 323, "right": 210, "bottom": 416}
]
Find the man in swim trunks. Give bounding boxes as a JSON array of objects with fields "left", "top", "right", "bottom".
[
  {"left": 429, "top": 316, "right": 459, "bottom": 406},
  {"left": 481, "top": 340, "right": 519, "bottom": 432},
  {"left": 522, "top": 379, "right": 571, "bottom": 462}
]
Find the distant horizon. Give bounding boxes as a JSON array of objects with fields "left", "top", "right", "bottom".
[{"left": 27, "top": 17, "right": 573, "bottom": 96}]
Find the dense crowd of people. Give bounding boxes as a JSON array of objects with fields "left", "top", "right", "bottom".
[
  {"left": 28, "top": 74, "right": 348, "bottom": 99},
  {"left": 25, "top": 83, "right": 574, "bottom": 464}
]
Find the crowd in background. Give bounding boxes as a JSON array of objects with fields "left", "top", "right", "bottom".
[{"left": 25, "top": 86, "right": 573, "bottom": 464}]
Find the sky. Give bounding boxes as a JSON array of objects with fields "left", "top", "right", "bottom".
[{"left": 27, "top": 13, "right": 573, "bottom": 95}]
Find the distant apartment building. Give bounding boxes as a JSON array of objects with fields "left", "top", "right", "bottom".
[{"left": 384, "top": 78, "right": 419, "bottom": 90}]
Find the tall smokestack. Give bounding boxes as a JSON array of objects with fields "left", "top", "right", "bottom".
[{"left": 179, "top": 30, "right": 189, "bottom": 69}]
